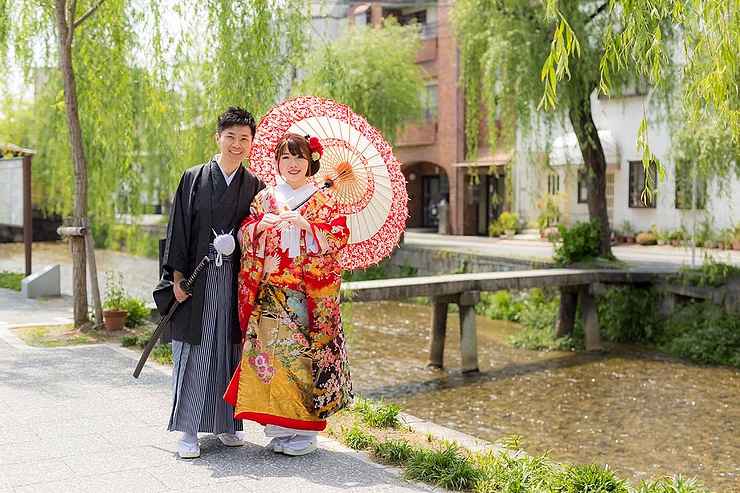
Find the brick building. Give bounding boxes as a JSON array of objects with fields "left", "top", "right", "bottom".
[{"left": 317, "top": 0, "right": 509, "bottom": 236}]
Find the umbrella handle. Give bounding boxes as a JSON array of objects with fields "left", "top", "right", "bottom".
[{"left": 290, "top": 181, "right": 332, "bottom": 211}]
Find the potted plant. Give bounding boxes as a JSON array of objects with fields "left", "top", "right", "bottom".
[
  {"left": 621, "top": 220, "right": 635, "bottom": 243},
  {"left": 718, "top": 228, "right": 734, "bottom": 250},
  {"left": 636, "top": 230, "right": 657, "bottom": 246},
  {"left": 656, "top": 228, "right": 668, "bottom": 246},
  {"left": 103, "top": 271, "right": 128, "bottom": 331},
  {"left": 669, "top": 228, "right": 685, "bottom": 247},
  {"left": 498, "top": 212, "right": 519, "bottom": 239},
  {"left": 488, "top": 220, "right": 504, "bottom": 238}
]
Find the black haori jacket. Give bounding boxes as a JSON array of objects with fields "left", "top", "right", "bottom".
[{"left": 159, "top": 161, "right": 263, "bottom": 345}]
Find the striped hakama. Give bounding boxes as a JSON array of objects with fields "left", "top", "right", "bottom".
[{"left": 168, "top": 245, "right": 243, "bottom": 434}]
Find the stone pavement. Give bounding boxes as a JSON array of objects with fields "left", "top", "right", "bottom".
[
  {"left": 404, "top": 231, "right": 740, "bottom": 270},
  {"left": 0, "top": 323, "right": 436, "bottom": 493}
]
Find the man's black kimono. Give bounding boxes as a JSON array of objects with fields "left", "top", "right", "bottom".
[{"left": 161, "top": 160, "right": 263, "bottom": 345}]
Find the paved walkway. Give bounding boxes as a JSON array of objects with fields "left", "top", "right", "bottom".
[
  {"left": 0, "top": 317, "right": 435, "bottom": 493},
  {"left": 405, "top": 231, "right": 740, "bottom": 270}
]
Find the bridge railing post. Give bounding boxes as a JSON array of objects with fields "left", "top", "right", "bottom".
[
  {"left": 428, "top": 297, "right": 449, "bottom": 369},
  {"left": 579, "top": 285, "right": 603, "bottom": 352},
  {"left": 458, "top": 291, "right": 480, "bottom": 373}
]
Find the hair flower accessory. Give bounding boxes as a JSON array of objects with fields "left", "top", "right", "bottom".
[{"left": 307, "top": 135, "right": 323, "bottom": 161}]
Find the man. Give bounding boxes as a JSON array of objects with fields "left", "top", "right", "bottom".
[{"left": 161, "top": 107, "right": 263, "bottom": 459}]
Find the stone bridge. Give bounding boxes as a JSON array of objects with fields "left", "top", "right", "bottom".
[{"left": 342, "top": 269, "right": 674, "bottom": 373}]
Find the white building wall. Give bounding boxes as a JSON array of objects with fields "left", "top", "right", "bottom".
[{"left": 515, "top": 92, "right": 740, "bottom": 234}]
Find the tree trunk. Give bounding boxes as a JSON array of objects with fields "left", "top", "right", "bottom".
[
  {"left": 569, "top": 92, "right": 613, "bottom": 258},
  {"left": 55, "top": 0, "right": 89, "bottom": 327}
]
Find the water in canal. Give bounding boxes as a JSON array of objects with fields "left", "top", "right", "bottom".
[{"left": 344, "top": 301, "right": 739, "bottom": 492}]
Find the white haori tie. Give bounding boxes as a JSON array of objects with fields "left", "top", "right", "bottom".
[
  {"left": 273, "top": 179, "right": 317, "bottom": 258},
  {"left": 213, "top": 229, "right": 236, "bottom": 267}
]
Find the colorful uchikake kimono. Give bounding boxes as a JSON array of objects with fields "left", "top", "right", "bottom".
[{"left": 224, "top": 180, "right": 353, "bottom": 431}]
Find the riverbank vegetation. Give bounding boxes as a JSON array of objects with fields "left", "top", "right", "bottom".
[
  {"left": 328, "top": 398, "right": 714, "bottom": 493},
  {"left": 476, "top": 269, "right": 739, "bottom": 368}
]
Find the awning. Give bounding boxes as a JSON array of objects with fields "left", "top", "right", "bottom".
[
  {"left": 1, "top": 143, "right": 36, "bottom": 158},
  {"left": 452, "top": 150, "right": 511, "bottom": 168},
  {"left": 550, "top": 130, "right": 619, "bottom": 166}
]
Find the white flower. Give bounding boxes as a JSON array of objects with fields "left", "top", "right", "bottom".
[{"left": 311, "top": 151, "right": 320, "bottom": 161}]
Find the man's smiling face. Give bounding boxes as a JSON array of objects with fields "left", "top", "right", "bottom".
[{"left": 216, "top": 124, "right": 253, "bottom": 164}]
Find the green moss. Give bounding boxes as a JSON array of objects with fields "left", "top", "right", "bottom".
[{"left": 0, "top": 271, "right": 23, "bottom": 291}]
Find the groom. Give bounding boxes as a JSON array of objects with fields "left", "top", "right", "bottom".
[{"left": 160, "top": 106, "right": 263, "bottom": 459}]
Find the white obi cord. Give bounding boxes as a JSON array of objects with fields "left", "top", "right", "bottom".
[
  {"left": 213, "top": 229, "right": 236, "bottom": 266},
  {"left": 274, "top": 180, "right": 318, "bottom": 258}
]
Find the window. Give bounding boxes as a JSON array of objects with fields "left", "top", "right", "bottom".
[
  {"left": 547, "top": 173, "right": 560, "bottom": 195},
  {"left": 628, "top": 160, "right": 657, "bottom": 208},
  {"left": 577, "top": 170, "right": 588, "bottom": 203},
  {"left": 675, "top": 162, "right": 707, "bottom": 209},
  {"left": 421, "top": 83, "right": 438, "bottom": 121}
]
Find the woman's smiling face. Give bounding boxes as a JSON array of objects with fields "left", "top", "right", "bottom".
[{"left": 277, "top": 150, "right": 310, "bottom": 188}]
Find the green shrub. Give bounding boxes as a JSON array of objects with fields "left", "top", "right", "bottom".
[
  {"left": 343, "top": 263, "right": 388, "bottom": 281},
  {"left": 121, "top": 335, "right": 139, "bottom": 347},
  {"left": 660, "top": 302, "right": 740, "bottom": 367},
  {"left": 373, "top": 439, "right": 414, "bottom": 465},
  {"left": 151, "top": 344, "right": 173, "bottom": 365},
  {"left": 405, "top": 443, "right": 480, "bottom": 491},
  {"left": 554, "top": 464, "right": 628, "bottom": 493},
  {"left": 477, "top": 290, "right": 525, "bottom": 321},
  {"left": 498, "top": 212, "right": 519, "bottom": 231},
  {"left": 598, "top": 287, "right": 662, "bottom": 343},
  {"left": 554, "top": 220, "right": 602, "bottom": 265},
  {"left": 488, "top": 220, "right": 504, "bottom": 237},
  {"left": 509, "top": 289, "right": 581, "bottom": 351},
  {"left": 635, "top": 475, "right": 711, "bottom": 493},
  {"left": 122, "top": 297, "right": 150, "bottom": 327},
  {"left": 679, "top": 257, "right": 740, "bottom": 287},
  {"left": 342, "top": 424, "right": 376, "bottom": 450},
  {"left": 0, "top": 271, "right": 23, "bottom": 291}
]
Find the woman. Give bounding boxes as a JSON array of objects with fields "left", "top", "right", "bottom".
[{"left": 224, "top": 133, "right": 352, "bottom": 456}]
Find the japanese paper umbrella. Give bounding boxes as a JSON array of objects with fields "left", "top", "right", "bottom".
[{"left": 249, "top": 96, "right": 408, "bottom": 271}]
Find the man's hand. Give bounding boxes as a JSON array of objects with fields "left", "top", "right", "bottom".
[{"left": 173, "top": 272, "right": 191, "bottom": 303}]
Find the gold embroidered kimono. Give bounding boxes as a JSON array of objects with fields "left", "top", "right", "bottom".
[{"left": 224, "top": 185, "right": 353, "bottom": 430}]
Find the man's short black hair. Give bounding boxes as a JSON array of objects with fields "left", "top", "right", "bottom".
[{"left": 217, "top": 106, "right": 256, "bottom": 137}]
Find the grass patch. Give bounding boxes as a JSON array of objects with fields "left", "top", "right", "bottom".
[
  {"left": 554, "top": 464, "right": 628, "bottom": 493},
  {"left": 11, "top": 320, "right": 158, "bottom": 352},
  {"left": 352, "top": 397, "right": 401, "bottom": 428},
  {"left": 13, "top": 324, "right": 99, "bottom": 347},
  {"left": 636, "top": 475, "right": 711, "bottom": 493},
  {"left": 0, "top": 271, "right": 24, "bottom": 291},
  {"left": 405, "top": 442, "right": 480, "bottom": 491},
  {"left": 325, "top": 399, "right": 716, "bottom": 493},
  {"left": 372, "top": 439, "right": 415, "bottom": 466},
  {"left": 342, "top": 424, "right": 376, "bottom": 450}
]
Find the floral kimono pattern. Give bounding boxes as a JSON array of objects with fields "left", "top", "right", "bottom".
[{"left": 224, "top": 186, "right": 352, "bottom": 430}]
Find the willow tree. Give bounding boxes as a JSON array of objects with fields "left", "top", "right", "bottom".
[
  {"left": 544, "top": 0, "right": 739, "bottom": 154},
  {"left": 452, "top": 1, "right": 665, "bottom": 257},
  {"left": 297, "top": 19, "right": 426, "bottom": 144},
  {"left": 2, "top": 0, "right": 308, "bottom": 328}
]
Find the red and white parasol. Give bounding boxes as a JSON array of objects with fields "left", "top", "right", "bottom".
[{"left": 249, "top": 96, "right": 408, "bottom": 270}]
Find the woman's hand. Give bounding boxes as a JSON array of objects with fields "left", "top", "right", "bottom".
[
  {"left": 278, "top": 210, "right": 310, "bottom": 230},
  {"left": 256, "top": 213, "right": 280, "bottom": 234}
]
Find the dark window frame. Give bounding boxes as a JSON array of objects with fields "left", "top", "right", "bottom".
[
  {"left": 628, "top": 160, "right": 657, "bottom": 208},
  {"left": 675, "top": 162, "right": 707, "bottom": 210}
]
